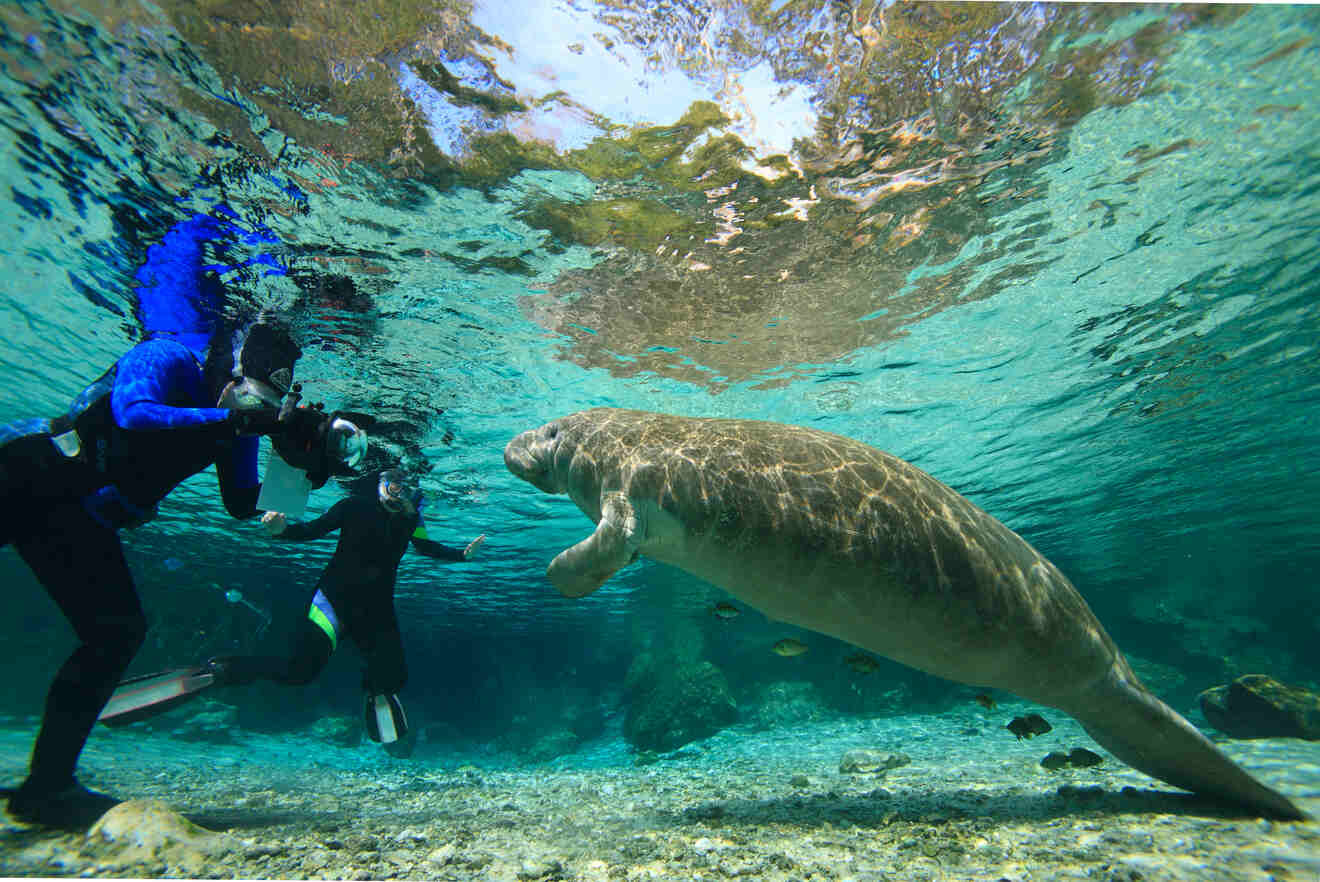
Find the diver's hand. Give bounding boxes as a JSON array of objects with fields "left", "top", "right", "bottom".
[
  {"left": 463, "top": 534, "right": 486, "bottom": 560},
  {"left": 270, "top": 405, "right": 334, "bottom": 486},
  {"left": 229, "top": 406, "right": 284, "bottom": 437},
  {"left": 280, "top": 405, "right": 332, "bottom": 448},
  {"left": 262, "top": 511, "right": 287, "bottom": 536},
  {"left": 230, "top": 405, "right": 327, "bottom": 443}
]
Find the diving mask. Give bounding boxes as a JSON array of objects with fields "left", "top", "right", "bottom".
[
  {"left": 328, "top": 418, "right": 368, "bottom": 470},
  {"left": 378, "top": 469, "right": 420, "bottom": 514}
]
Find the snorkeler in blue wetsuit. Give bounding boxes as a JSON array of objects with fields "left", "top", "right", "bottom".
[
  {"left": 207, "top": 470, "right": 484, "bottom": 754},
  {"left": 0, "top": 214, "right": 366, "bottom": 829}
]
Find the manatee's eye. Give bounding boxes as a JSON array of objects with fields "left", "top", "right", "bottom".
[{"left": 545, "top": 423, "right": 559, "bottom": 440}]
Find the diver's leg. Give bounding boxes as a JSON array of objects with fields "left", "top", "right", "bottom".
[
  {"left": 9, "top": 503, "right": 145, "bottom": 827},
  {"left": 348, "top": 594, "right": 407, "bottom": 696},
  {"left": 350, "top": 597, "right": 410, "bottom": 744},
  {"left": 0, "top": 431, "right": 96, "bottom": 546},
  {"left": 209, "top": 590, "right": 335, "bottom": 686},
  {"left": 283, "top": 613, "right": 334, "bottom": 685}
]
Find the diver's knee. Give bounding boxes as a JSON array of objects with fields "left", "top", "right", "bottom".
[
  {"left": 109, "top": 613, "right": 147, "bottom": 660},
  {"left": 83, "top": 613, "right": 146, "bottom": 665}
]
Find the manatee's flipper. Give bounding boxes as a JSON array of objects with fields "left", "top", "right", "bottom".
[
  {"left": 547, "top": 492, "right": 640, "bottom": 598},
  {"left": 1073, "top": 669, "right": 1308, "bottom": 820}
]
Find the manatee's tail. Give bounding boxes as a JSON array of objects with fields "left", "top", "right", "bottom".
[{"left": 1070, "top": 667, "right": 1309, "bottom": 821}]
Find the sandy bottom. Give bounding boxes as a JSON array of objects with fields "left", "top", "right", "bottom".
[{"left": 0, "top": 702, "right": 1317, "bottom": 881}]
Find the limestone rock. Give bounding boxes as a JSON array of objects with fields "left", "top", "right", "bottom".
[
  {"left": 838, "top": 749, "right": 911, "bottom": 775},
  {"left": 1198, "top": 675, "right": 1320, "bottom": 740},
  {"left": 85, "top": 799, "right": 230, "bottom": 876},
  {"left": 624, "top": 660, "right": 737, "bottom": 753}
]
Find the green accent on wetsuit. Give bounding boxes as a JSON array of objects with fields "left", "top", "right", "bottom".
[
  {"left": 412, "top": 522, "right": 428, "bottom": 540},
  {"left": 308, "top": 605, "right": 338, "bottom": 650}
]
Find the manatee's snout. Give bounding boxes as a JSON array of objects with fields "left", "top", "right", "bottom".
[
  {"left": 504, "top": 421, "right": 562, "bottom": 493},
  {"left": 503, "top": 430, "right": 538, "bottom": 478}
]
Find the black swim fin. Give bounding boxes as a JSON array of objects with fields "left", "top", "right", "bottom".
[
  {"left": 98, "top": 667, "right": 216, "bottom": 727},
  {"left": 364, "top": 693, "right": 408, "bottom": 744}
]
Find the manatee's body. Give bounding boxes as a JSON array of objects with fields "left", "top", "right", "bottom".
[{"left": 505, "top": 407, "right": 1306, "bottom": 820}]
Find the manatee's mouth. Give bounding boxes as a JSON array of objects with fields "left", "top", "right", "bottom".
[
  {"left": 503, "top": 433, "right": 538, "bottom": 477},
  {"left": 504, "top": 426, "right": 559, "bottom": 493}
]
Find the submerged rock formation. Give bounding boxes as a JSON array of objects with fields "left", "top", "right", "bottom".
[
  {"left": 1198, "top": 675, "right": 1320, "bottom": 740},
  {"left": 623, "top": 658, "right": 737, "bottom": 753},
  {"left": 85, "top": 800, "right": 230, "bottom": 877}
]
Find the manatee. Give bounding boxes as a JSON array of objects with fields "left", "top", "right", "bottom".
[{"left": 505, "top": 408, "right": 1308, "bottom": 820}]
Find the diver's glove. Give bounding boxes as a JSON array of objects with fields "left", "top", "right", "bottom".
[
  {"left": 228, "top": 406, "right": 284, "bottom": 438},
  {"left": 229, "top": 403, "right": 329, "bottom": 443},
  {"left": 364, "top": 693, "right": 408, "bottom": 744}
]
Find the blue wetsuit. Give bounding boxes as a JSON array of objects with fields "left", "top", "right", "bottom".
[{"left": 0, "top": 214, "right": 276, "bottom": 809}]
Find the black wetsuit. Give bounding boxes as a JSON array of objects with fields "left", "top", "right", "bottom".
[
  {"left": 0, "top": 339, "right": 264, "bottom": 798},
  {"left": 222, "top": 494, "right": 467, "bottom": 694}
]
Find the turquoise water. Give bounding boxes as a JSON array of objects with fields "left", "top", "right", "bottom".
[{"left": 0, "top": 0, "right": 1318, "bottom": 854}]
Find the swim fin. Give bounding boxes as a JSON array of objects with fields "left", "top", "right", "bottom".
[
  {"left": 364, "top": 693, "right": 408, "bottom": 744},
  {"left": 98, "top": 667, "right": 216, "bottom": 727}
]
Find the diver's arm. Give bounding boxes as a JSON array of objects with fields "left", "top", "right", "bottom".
[
  {"left": 112, "top": 340, "right": 311, "bottom": 442},
  {"left": 410, "top": 528, "right": 485, "bottom": 562},
  {"left": 111, "top": 340, "right": 235, "bottom": 434},
  {"left": 273, "top": 498, "right": 349, "bottom": 541},
  {"left": 215, "top": 435, "right": 261, "bottom": 518}
]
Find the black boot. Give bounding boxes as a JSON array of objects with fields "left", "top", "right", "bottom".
[
  {"left": 7, "top": 778, "right": 120, "bottom": 829},
  {"left": 204, "top": 655, "right": 265, "bottom": 687}
]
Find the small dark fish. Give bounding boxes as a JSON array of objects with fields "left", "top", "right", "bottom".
[
  {"left": 712, "top": 602, "right": 741, "bottom": 620},
  {"left": 1006, "top": 713, "right": 1053, "bottom": 740},
  {"left": 773, "top": 638, "right": 808, "bottom": 657},
  {"left": 975, "top": 692, "right": 997, "bottom": 711},
  {"left": 1067, "top": 747, "right": 1103, "bottom": 768},
  {"left": 845, "top": 652, "right": 880, "bottom": 673},
  {"left": 1040, "top": 751, "right": 1070, "bottom": 771}
]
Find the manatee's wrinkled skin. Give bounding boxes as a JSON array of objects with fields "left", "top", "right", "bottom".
[{"left": 506, "top": 408, "right": 1307, "bottom": 821}]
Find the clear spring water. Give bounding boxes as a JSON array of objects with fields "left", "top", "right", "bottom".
[{"left": 0, "top": 0, "right": 1317, "bottom": 771}]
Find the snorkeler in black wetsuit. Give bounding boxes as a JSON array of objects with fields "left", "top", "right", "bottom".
[
  {"left": 0, "top": 214, "right": 367, "bottom": 829},
  {"left": 207, "top": 469, "right": 484, "bottom": 747}
]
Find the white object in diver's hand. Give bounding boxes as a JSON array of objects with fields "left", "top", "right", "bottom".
[{"left": 257, "top": 446, "right": 313, "bottom": 517}]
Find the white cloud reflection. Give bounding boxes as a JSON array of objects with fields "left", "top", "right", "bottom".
[{"left": 402, "top": 0, "right": 821, "bottom": 168}]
